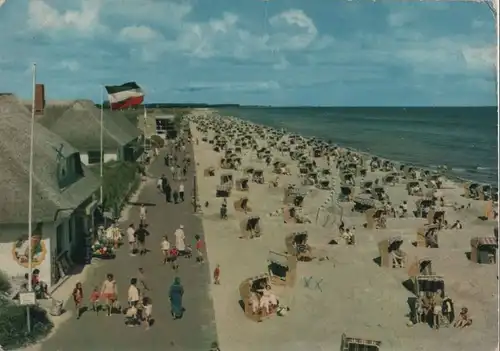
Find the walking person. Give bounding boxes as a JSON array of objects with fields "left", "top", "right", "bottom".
[
  {"left": 139, "top": 204, "right": 147, "bottom": 226},
  {"left": 195, "top": 234, "right": 204, "bottom": 264},
  {"left": 174, "top": 225, "right": 186, "bottom": 253},
  {"left": 165, "top": 183, "right": 172, "bottom": 203},
  {"left": 179, "top": 183, "right": 185, "bottom": 202},
  {"left": 100, "top": 273, "right": 118, "bottom": 316},
  {"left": 169, "top": 277, "right": 185, "bottom": 320},
  {"left": 135, "top": 224, "right": 150, "bottom": 256},
  {"left": 161, "top": 236, "right": 171, "bottom": 265},
  {"left": 142, "top": 296, "right": 153, "bottom": 330},
  {"left": 89, "top": 286, "right": 100, "bottom": 314},
  {"left": 127, "top": 224, "right": 136, "bottom": 256},
  {"left": 128, "top": 278, "right": 140, "bottom": 308},
  {"left": 72, "top": 282, "right": 84, "bottom": 319},
  {"left": 172, "top": 189, "right": 179, "bottom": 204},
  {"left": 138, "top": 267, "right": 150, "bottom": 291},
  {"left": 213, "top": 264, "right": 221, "bottom": 285}
]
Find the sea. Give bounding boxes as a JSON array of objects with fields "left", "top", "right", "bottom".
[{"left": 218, "top": 106, "right": 498, "bottom": 184}]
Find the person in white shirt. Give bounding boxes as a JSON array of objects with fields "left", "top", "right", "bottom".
[
  {"left": 174, "top": 225, "right": 186, "bottom": 252},
  {"left": 128, "top": 278, "right": 140, "bottom": 307},
  {"left": 161, "top": 236, "right": 171, "bottom": 264},
  {"left": 179, "top": 183, "right": 185, "bottom": 202},
  {"left": 139, "top": 204, "right": 147, "bottom": 224},
  {"left": 127, "top": 224, "right": 136, "bottom": 255}
]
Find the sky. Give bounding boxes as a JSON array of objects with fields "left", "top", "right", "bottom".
[{"left": 0, "top": 0, "right": 497, "bottom": 106}]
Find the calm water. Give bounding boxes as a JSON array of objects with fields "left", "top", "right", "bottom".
[{"left": 219, "top": 106, "right": 498, "bottom": 184}]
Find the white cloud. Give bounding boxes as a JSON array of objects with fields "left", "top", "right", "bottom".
[
  {"left": 269, "top": 9, "right": 319, "bottom": 50},
  {"left": 273, "top": 56, "right": 290, "bottom": 70},
  {"left": 185, "top": 81, "right": 280, "bottom": 92},
  {"left": 115, "top": 6, "right": 329, "bottom": 62},
  {"left": 28, "top": 0, "right": 104, "bottom": 34},
  {"left": 461, "top": 46, "right": 496, "bottom": 69},
  {"left": 119, "top": 26, "right": 163, "bottom": 42},
  {"left": 0, "top": 0, "right": 6, "bottom": 8},
  {"left": 57, "top": 60, "right": 80, "bottom": 72}
]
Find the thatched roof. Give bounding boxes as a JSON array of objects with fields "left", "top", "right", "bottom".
[
  {"left": 38, "top": 100, "right": 140, "bottom": 152},
  {"left": 0, "top": 96, "right": 100, "bottom": 224}
]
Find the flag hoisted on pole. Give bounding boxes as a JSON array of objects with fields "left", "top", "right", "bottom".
[
  {"left": 105, "top": 82, "right": 144, "bottom": 110},
  {"left": 27, "top": 62, "right": 37, "bottom": 333}
]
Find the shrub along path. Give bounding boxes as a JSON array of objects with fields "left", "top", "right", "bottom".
[{"left": 41, "top": 144, "right": 217, "bottom": 351}]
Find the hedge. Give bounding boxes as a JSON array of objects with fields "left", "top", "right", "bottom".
[
  {"left": 92, "top": 161, "right": 140, "bottom": 217},
  {"left": 0, "top": 271, "right": 53, "bottom": 350},
  {"left": 0, "top": 271, "right": 10, "bottom": 295}
]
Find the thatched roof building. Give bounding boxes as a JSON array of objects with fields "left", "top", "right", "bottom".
[
  {"left": 38, "top": 100, "right": 140, "bottom": 152},
  {"left": 0, "top": 95, "right": 100, "bottom": 224}
]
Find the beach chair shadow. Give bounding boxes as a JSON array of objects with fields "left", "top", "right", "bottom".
[
  {"left": 402, "top": 279, "right": 415, "bottom": 295},
  {"left": 372, "top": 256, "right": 382, "bottom": 267}
]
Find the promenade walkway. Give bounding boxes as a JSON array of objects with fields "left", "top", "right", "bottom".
[{"left": 41, "top": 144, "right": 217, "bottom": 351}]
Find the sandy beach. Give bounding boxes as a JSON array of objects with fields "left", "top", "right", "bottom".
[{"left": 189, "top": 109, "right": 498, "bottom": 351}]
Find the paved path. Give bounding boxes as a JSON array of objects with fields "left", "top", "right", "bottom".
[{"left": 41, "top": 144, "right": 217, "bottom": 351}]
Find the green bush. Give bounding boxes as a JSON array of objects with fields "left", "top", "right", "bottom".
[
  {"left": 95, "top": 161, "right": 140, "bottom": 216},
  {"left": 0, "top": 299, "right": 53, "bottom": 350},
  {"left": 150, "top": 135, "right": 165, "bottom": 148},
  {"left": 0, "top": 270, "right": 11, "bottom": 294}
]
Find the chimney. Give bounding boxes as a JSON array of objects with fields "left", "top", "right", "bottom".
[{"left": 35, "top": 84, "right": 45, "bottom": 114}]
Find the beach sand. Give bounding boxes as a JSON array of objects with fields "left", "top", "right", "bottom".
[{"left": 189, "top": 109, "right": 498, "bottom": 351}]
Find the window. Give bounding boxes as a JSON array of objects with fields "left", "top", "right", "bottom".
[{"left": 87, "top": 151, "right": 103, "bottom": 164}]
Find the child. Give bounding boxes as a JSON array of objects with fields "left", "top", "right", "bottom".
[
  {"left": 89, "top": 286, "right": 101, "bottom": 314},
  {"left": 142, "top": 297, "right": 153, "bottom": 330},
  {"left": 184, "top": 244, "right": 193, "bottom": 259},
  {"left": 125, "top": 305, "right": 140, "bottom": 327},
  {"left": 169, "top": 246, "right": 179, "bottom": 271},
  {"left": 195, "top": 235, "right": 204, "bottom": 264},
  {"left": 72, "top": 282, "right": 83, "bottom": 319},
  {"left": 161, "top": 236, "right": 171, "bottom": 264},
  {"left": 213, "top": 264, "right": 221, "bottom": 285},
  {"left": 138, "top": 268, "right": 150, "bottom": 291}
]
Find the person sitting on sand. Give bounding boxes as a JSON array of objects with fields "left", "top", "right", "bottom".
[
  {"left": 249, "top": 292, "right": 260, "bottom": 314},
  {"left": 392, "top": 248, "right": 406, "bottom": 268},
  {"left": 400, "top": 201, "right": 408, "bottom": 217},
  {"left": 454, "top": 307, "right": 472, "bottom": 328},
  {"left": 450, "top": 220, "right": 463, "bottom": 230}
]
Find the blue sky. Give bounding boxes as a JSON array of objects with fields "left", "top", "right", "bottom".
[{"left": 0, "top": 0, "right": 497, "bottom": 106}]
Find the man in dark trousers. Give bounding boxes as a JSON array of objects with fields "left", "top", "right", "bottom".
[
  {"left": 161, "top": 174, "right": 168, "bottom": 193},
  {"left": 165, "top": 183, "right": 172, "bottom": 203},
  {"left": 135, "top": 224, "right": 150, "bottom": 256}
]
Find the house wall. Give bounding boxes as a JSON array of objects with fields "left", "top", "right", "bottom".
[
  {"left": 80, "top": 152, "right": 118, "bottom": 166},
  {"left": 0, "top": 216, "right": 77, "bottom": 288},
  {"left": 0, "top": 223, "right": 54, "bottom": 287}
]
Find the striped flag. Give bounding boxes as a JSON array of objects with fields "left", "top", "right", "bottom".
[{"left": 105, "top": 82, "right": 144, "bottom": 109}]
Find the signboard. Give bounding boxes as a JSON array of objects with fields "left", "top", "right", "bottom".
[{"left": 19, "top": 292, "right": 36, "bottom": 306}]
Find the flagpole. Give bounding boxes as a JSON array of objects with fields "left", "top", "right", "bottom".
[
  {"left": 27, "top": 62, "right": 36, "bottom": 333},
  {"left": 100, "top": 86, "right": 104, "bottom": 206},
  {"left": 143, "top": 102, "right": 147, "bottom": 156}
]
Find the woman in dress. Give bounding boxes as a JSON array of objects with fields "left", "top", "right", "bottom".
[
  {"left": 100, "top": 273, "right": 117, "bottom": 316},
  {"left": 169, "top": 277, "right": 184, "bottom": 319}
]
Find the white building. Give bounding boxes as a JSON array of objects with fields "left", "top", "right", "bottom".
[{"left": 0, "top": 95, "right": 100, "bottom": 287}]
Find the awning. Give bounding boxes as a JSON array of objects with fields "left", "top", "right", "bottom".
[{"left": 471, "top": 236, "right": 498, "bottom": 247}]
